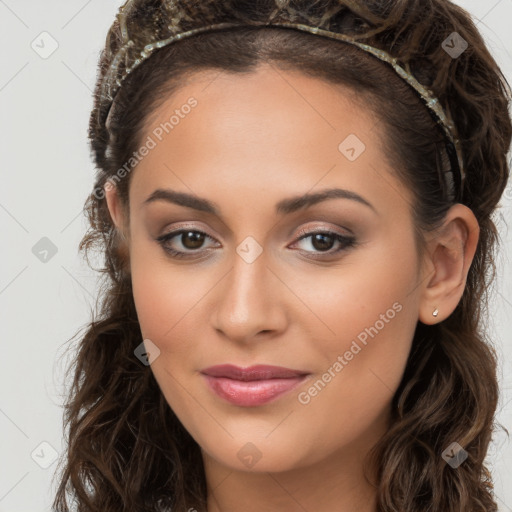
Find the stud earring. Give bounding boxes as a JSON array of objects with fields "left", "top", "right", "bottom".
[{"left": 432, "top": 308, "right": 439, "bottom": 317}]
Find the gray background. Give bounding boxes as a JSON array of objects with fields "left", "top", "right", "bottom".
[{"left": 0, "top": 0, "right": 511, "bottom": 510}]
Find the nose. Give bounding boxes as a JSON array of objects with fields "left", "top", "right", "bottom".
[{"left": 210, "top": 251, "right": 288, "bottom": 345}]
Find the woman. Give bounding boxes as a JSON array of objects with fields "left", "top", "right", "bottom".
[{"left": 53, "top": 0, "right": 512, "bottom": 511}]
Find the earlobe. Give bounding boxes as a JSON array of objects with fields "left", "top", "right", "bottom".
[{"left": 418, "top": 204, "right": 479, "bottom": 325}]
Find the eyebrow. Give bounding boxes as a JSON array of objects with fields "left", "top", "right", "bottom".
[{"left": 142, "top": 187, "right": 377, "bottom": 215}]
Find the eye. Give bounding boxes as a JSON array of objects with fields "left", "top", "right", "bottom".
[
  {"left": 156, "top": 227, "right": 357, "bottom": 260},
  {"left": 156, "top": 229, "right": 219, "bottom": 259},
  {"left": 290, "top": 229, "right": 357, "bottom": 258}
]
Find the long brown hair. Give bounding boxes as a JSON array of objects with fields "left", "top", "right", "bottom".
[{"left": 53, "top": 1, "right": 512, "bottom": 510}]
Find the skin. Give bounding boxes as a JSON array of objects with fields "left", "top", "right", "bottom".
[{"left": 105, "top": 63, "right": 479, "bottom": 512}]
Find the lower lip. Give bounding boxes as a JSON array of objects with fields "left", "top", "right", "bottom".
[{"left": 202, "top": 374, "right": 308, "bottom": 406}]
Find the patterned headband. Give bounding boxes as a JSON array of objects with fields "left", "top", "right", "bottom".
[{"left": 98, "top": 1, "right": 465, "bottom": 201}]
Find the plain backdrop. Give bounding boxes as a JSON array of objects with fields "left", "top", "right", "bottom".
[{"left": 0, "top": 1, "right": 511, "bottom": 510}]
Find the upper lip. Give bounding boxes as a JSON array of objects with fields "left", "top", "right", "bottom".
[{"left": 201, "top": 364, "right": 309, "bottom": 381}]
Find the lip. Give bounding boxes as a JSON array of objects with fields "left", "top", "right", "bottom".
[{"left": 201, "top": 364, "right": 310, "bottom": 407}]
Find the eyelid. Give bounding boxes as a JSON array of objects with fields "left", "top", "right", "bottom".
[
  {"left": 156, "top": 221, "right": 357, "bottom": 259},
  {"left": 159, "top": 221, "right": 352, "bottom": 244},
  {"left": 159, "top": 221, "right": 217, "bottom": 239},
  {"left": 293, "top": 223, "right": 353, "bottom": 239}
]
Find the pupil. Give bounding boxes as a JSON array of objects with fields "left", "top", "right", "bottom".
[
  {"left": 312, "top": 233, "right": 334, "bottom": 251},
  {"left": 182, "top": 231, "right": 204, "bottom": 249}
]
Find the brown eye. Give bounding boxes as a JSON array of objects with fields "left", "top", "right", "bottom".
[
  {"left": 156, "top": 229, "right": 219, "bottom": 259},
  {"left": 180, "top": 231, "right": 206, "bottom": 249},
  {"left": 291, "top": 230, "right": 357, "bottom": 258},
  {"left": 310, "top": 233, "right": 336, "bottom": 251}
]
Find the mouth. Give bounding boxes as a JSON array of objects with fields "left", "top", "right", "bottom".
[{"left": 200, "top": 364, "right": 310, "bottom": 407}]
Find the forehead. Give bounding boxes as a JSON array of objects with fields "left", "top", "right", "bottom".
[{"left": 129, "top": 64, "right": 413, "bottom": 219}]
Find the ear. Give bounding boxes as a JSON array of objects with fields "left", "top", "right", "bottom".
[
  {"left": 104, "top": 182, "right": 131, "bottom": 273},
  {"left": 418, "top": 204, "right": 480, "bottom": 325},
  {"left": 104, "top": 182, "right": 125, "bottom": 231}
]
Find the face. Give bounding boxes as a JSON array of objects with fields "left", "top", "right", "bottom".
[{"left": 107, "top": 64, "right": 427, "bottom": 474}]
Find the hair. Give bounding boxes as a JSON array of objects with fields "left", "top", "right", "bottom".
[{"left": 53, "top": 1, "right": 512, "bottom": 511}]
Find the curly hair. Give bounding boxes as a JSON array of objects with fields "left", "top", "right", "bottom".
[{"left": 53, "top": 1, "right": 512, "bottom": 511}]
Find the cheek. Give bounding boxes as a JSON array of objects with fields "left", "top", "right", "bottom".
[
  {"left": 129, "top": 243, "right": 226, "bottom": 410},
  {"left": 283, "top": 229, "right": 419, "bottom": 348},
  {"left": 288, "top": 277, "right": 418, "bottom": 458},
  {"left": 129, "top": 238, "right": 213, "bottom": 341},
  {"left": 289, "top": 239, "right": 420, "bottom": 404},
  {"left": 129, "top": 253, "right": 214, "bottom": 425}
]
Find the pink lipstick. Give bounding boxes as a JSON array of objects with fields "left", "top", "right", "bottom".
[{"left": 201, "top": 364, "right": 310, "bottom": 407}]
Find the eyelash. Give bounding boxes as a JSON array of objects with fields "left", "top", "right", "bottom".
[{"left": 156, "top": 227, "right": 357, "bottom": 260}]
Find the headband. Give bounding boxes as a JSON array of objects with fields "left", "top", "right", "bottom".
[{"left": 98, "top": 1, "right": 465, "bottom": 201}]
